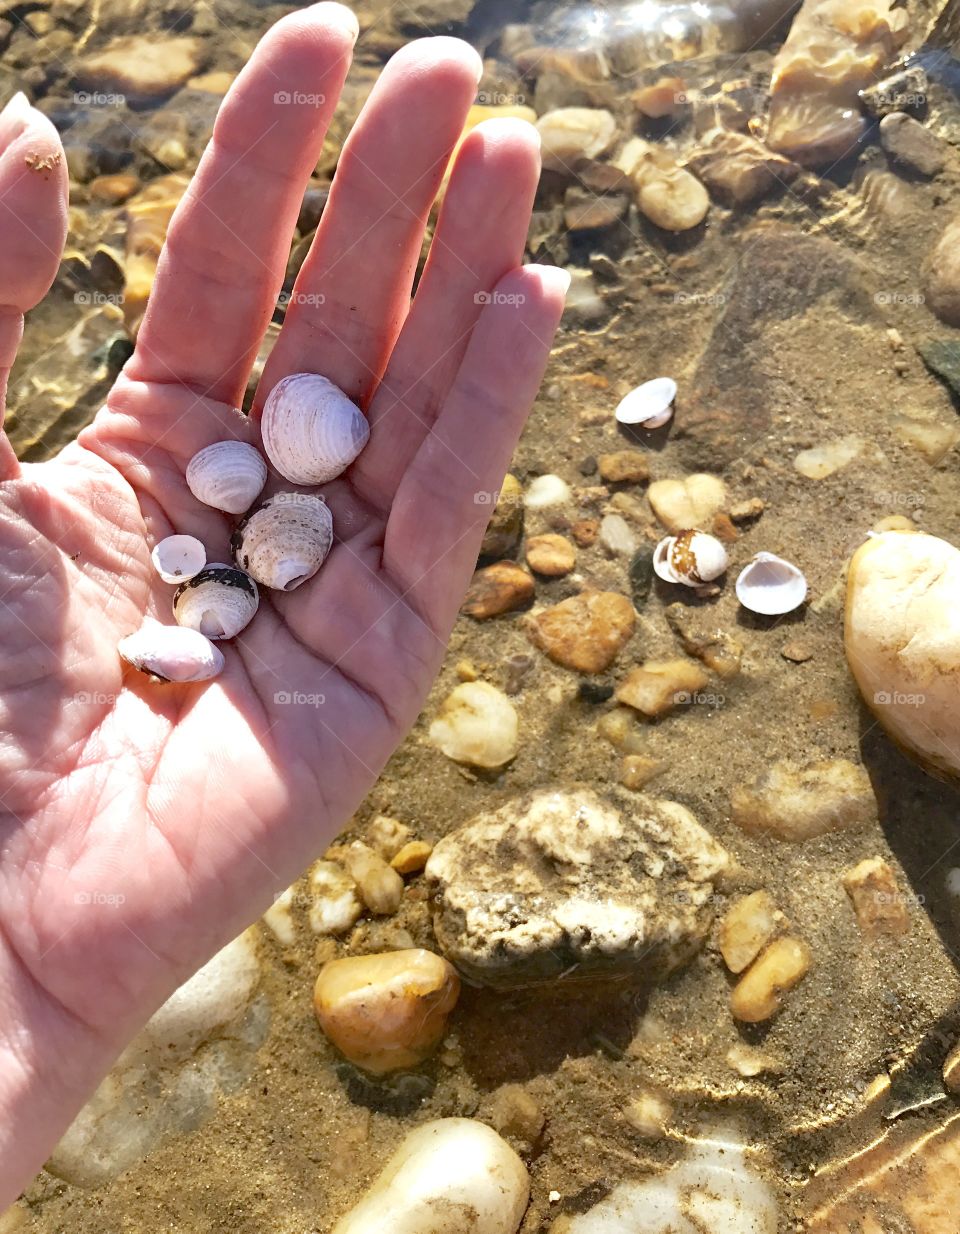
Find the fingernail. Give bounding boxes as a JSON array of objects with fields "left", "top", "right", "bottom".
[{"left": 536, "top": 265, "right": 572, "bottom": 297}]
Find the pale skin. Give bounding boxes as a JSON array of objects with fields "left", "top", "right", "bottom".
[{"left": 0, "top": 4, "right": 566, "bottom": 1206}]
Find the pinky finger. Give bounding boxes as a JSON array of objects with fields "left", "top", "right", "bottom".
[{"left": 383, "top": 263, "right": 568, "bottom": 632}]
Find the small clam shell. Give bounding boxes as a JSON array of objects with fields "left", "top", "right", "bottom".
[
  {"left": 173, "top": 563, "right": 259, "bottom": 640},
  {"left": 151, "top": 535, "right": 206, "bottom": 584},
  {"left": 736, "top": 552, "right": 807, "bottom": 615},
  {"left": 653, "top": 530, "right": 728, "bottom": 585},
  {"left": 119, "top": 623, "right": 224, "bottom": 683},
  {"left": 232, "top": 492, "right": 333, "bottom": 591},
  {"left": 186, "top": 440, "right": 268, "bottom": 515},
  {"left": 260, "top": 372, "right": 370, "bottom": 485},
  {"left": 615, "top": 377, "right": 676, "bottom": 428}
]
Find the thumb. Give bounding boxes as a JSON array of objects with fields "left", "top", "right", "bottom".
[{"left": 0, "top": 92, "right": 69, "bottom": 475}]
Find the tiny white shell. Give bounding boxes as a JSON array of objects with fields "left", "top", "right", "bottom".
[
  {"left": 735, "top": 552, "right": 807, "bottom": 615},
  {"left": 186, "top": 440, "right": 268, "bottom": 515},
  {"left": 173, "top": 563, "right": 259, "bottom": 640},
  {"left": 151, "top": 535, "right": 206, "bottom": 584},
  {"left": 260, "top": 372, "right": 370, "bottom": 486},
  {"left": 653, "top": 530, "right": 728, "bottom": 585},
  {"left": 615, "top": 377, "right": 676, "bottom": 428},
  {"left": 119, "top": 623, "right": 224, "bottom": 683},
  {"left": 232, "top": 492, "right": 333, "bottom": 591}
]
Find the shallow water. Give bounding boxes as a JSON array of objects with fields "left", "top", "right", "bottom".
[{"left": 6, "top": 0, "right": 960, "bottom": 1230}]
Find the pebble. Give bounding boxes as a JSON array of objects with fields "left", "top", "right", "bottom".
[
  {"left": 536, "top": 107, "right": 617, "bottom": 173},
  {"left": 924, "top": 213, "right": 960, "bottom": 326},
  {"left": 633, "top": 76, "right": 687, "bottom": 119},
  {"left": 570, "top": 518, "right": 600, "bottom": 547},
  {"left": 615, "top": 659, "right": 709, "bottom": 718},
  {"left": 462, "top": 562, "right": 535, "bottom": 619},
  {"left": 341, "top": 842, "right": 404, "bottom": 916},
  {"left": 794, "top": 434, "right": 864, "bottom": 479},
  {"left": 563, "top": 186, "right": 629, "bottom": 231},
  {"left": 719, "top": 891, "right": 785, "bottom": 974},
  {"left": 686, "top": 129, "right": 800, "bottom": 205},
  {"left": 842, "top": 857, "right": 910, "bottom": 937},
  {"left": 729, "top": 497, "right": 765, "bottom": 523},
  {"left": 623, "top": 1091, "right": 672, "bottom": 1137},
  {"left": 525, "top": 533, "right": 576, "bottom": 576},
  {"left": 391, "top": 840, "right": 433, "bottom": 875},
  {"left": 314, "top": 949, "right": 459, "bottom": 1075},
  {"left": 525, "top": 473, "right": 572, "bottom": 508},
  {"left": 597, "top": 707, "right": 646, "bottom": 755},
  {"left": 846, "top": 531, "right": 960, "bottom": 778},
  {"left": 598, "top": 450, "right": 650, "bottom": 484},
  {"left": 647, "top": 473, "right": 727, "bottom": 533},
  {"left": 726, "top": 1043, "right": 781, "bottom": 1077},
  {"left": 729, "top": 936, "right": 812, "bottom": 1022},
  {"left": 781, "top": 639, "right": 813, "bottom": 663},
  {"left": 527, "top": 591, "right": 636, "bottom": 673},
  {"left": 599, "top": 513, "right": 639, "bottom": 557},
  {"left": 88, "top": 172, "right": 140, "bottom": 204},
  {"left": 880, "top": 112, "right": 947, "bottom": 177},
  {"left": 619, "top": 754, "right": 664, "bottom": 790},
  {"left": 428, "top": 681, "right": 519, "bottom": 769},
  {"left": 425, "top": 787, "right": 728, "bottom": 987},
  {"left": 366, "top": 815, "right": 412, "bottom": 860},
  {"left": 618, "top": 138, "right": 709, "bottom": 231},
  {"left": 262, "top": 887, "right": 297, "bottom": 945},
  {"left": 664, "top": 604, "right": 742, "bottom": 679},
  {"left": 891, "top": 413, "right": 960, "bottom": 464},
  {"left": 331, "top": 1119, "right": 528, "bottom": 1234},
  {"left": 732, "top": 758, "right": 875, "bottom": 841},
  {"left": 480, "top": 475, "right": 524, "bottom": 558},
  {"left": 859, "top": 64, "right": 929, "bottom": 118},
  {"left": 486, "top": 1084, "right": 544, "bottom": 1149},
  {"left": 503, "top": 652, "right": 535, "bottom": 695},
  {"left": 75, "top": 34, "right": 205, "bottom": 104},
  {"left": 309, "top": 861, "right": 364, "bottom": 935}
]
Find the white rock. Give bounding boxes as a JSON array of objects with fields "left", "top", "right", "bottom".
[
  {"left": 309, "top": 860, "right": 363, "bottom": 935},
  {"left": 262, "top": 886, "right": 297, "bottom": 945},
  {"left": 525, "top": 474, "right": 572, "bottom": 509},
  {"left": 561, "top": 1124, "right": 778, "bottom": 1234},
  {"left": 536, "top": 107, "right": 617, "bottom": 173},
  {"left": 600, "top": 513, "right": 639, "bottom": 556},
  {"left": 794, "top": 434, "right": 864, "bottom": 479},
  {"left": 331, "top": 1118, "right": 529, "bottom": 1234},
  {"left": 428, "top": 681, "right": 519, "bottom": 770}
]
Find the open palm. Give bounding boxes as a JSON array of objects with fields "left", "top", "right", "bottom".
[{"left": 0, "top": 3, "right": 565, "bottom": 1201}]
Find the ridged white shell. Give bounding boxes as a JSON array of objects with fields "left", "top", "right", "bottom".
[
  {"left": 653, "top": 530, "right": 729, "bottom": 585},
  {"left": 735, "top": 552, "right": 807, "bottom": 615},
  {"left": 260, "top": 372, "right": 370, "bottom": 485},
  {"left": 119, "top": 623, "right": 224, "bottom": 683},
  {"left": 173, "top": 563, "right": 259, "bottom": 640},
  {"left": 615, "top": 377, "right": 676, "bottom": 428},
  {"left": 151, "top": 535, "right": 206, "bottom": 584},
  {"left": 186, "top": 440, "right": 268, "bottom": 515},
  {"left": 231, "top": 492, "right": 333, "bottom": 591}
]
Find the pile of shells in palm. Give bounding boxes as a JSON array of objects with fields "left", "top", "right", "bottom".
[{"left": 118, "top": 372, "right": 368, "bottom": 684}]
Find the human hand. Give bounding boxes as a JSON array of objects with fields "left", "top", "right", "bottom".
[{"left": 0, "top": 4, "right": 566, "bottom": 1204}]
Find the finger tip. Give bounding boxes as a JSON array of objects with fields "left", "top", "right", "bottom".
[
  {"left": 390, "top": 35, "right": 483, "bottom": 90},
  {"left": 520, "top": 263, "right": 571, "bottom": 307},
  {"left": 305, "top": 1, "right": 360, "bottom": 43}
]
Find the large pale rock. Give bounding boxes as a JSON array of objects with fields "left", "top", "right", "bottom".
[
  {"left": 425, "top": 787, "right": 728, "bottom": 988},
  {"left": 332, "top": 1119, "right": 529, "bottom": 1234},
  {"left": 75, "top": 35, "right": 205, "bottom": 105},
  {"left": 845, "top": 531, "right": 960, "bottom": 779}
]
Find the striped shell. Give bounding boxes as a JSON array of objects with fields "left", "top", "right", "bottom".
[
  {"left": 119, "top": 623, "right": 224, "bottom": 683},
  {"left": 186, "top": 440, "right": 268, "bottom": 515},
  {"left": 231, "top": 492, "right": 333, "bottom": 591},
  {"left": 173, "top": 564, "right": 259, "bottom": 640},
  {"left": 260, "top": 372, "right": 370, "bottom": 485}
]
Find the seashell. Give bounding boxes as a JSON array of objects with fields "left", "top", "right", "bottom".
[
  {"left": 231, "top": 491, "right": 333, "bottom": 591},
  {"left": 151, "top": 534, "right": 206, "bottom": 584},
  {"left": 615, "top": 377, "right": 676, "bottom": 428},
  {"left": 260, "top": 372, "right": 370, "bottom": 485},
  {"left": 653, "top": 530, "right": 729, "bottom": 586},
  {"left": 119, "top": 622, "right": 224, "bottom": 683},
  {"left": 735, "top": 552, "right": 807, "bottom": 615},
  {"left": 173, "top": 564, "right": 259, "bottom": 640},
  {"left": 185, "top": 440, "right": 268, "bottom": 515}
]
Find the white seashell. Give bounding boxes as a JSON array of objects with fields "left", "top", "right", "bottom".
[
  {"left": 119, "top": 622, "right": 224, "bottom": 683},
  {"left": 615, "top": 377, "right": 676, "bottom": 428},
  {"left": 173, "top": 563, "right": 259, "bottom": 639},
  {"left": 151, "top": 535, "right": 206, "bottom": 584},
  {"left": 260, "top": 372, "right": 370, "bottom": 486},
  {"left": 653, "top": 530, "right": 729, "bottom": 586},
  {"left": 736, "top": 552, "right": 807, "bottom": 615},
  {"left": 185, "top": 440, "right": 268, "bottom": 515},
  {"left": 231, "top": 492, "right": 333, "bottom": 591}
]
